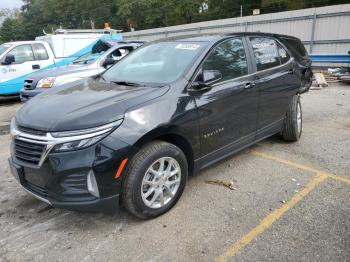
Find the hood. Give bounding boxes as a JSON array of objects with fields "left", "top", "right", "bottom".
[
  {"left": 29, "top": 64, "right": 93, "bottom": 81},
  {"left": 16, "top": 78, "right": 169, "bottom": 132}
]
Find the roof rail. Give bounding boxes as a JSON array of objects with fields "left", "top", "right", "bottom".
[{"left": 54, "top": 28, "right": 122, "bottom": 35}]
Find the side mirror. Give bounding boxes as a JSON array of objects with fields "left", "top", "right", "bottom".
[
  {"left": 191, "top": 70, "right": 222, "bottom": 90},
  {"left": 2, "top": 54, "right": 15, "bottom": 65},
  {"left": 102, "top": 58, "right": 116, "bottom": 68}
]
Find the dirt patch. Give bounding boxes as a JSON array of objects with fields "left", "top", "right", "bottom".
[{"left": 0, "top": 124, "right": 10, "bottom": 136}]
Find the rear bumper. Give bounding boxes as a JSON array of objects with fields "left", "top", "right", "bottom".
[{"left": 298, "top": 67, "right": 313, "bottom": 94}]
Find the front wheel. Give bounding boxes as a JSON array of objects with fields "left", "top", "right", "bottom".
[
  {"left": 282, "top": 95, "right": 302, "bottom": 142},
  {"left": 122, "top": 141, "right": 188, "bottom": 219}
]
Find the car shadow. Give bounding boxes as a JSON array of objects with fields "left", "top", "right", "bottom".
[
  {"left": 0, "top": 95, "right": 20, "bottom": 105},
  {"left": 12, "top": 192, "right": 141, "bottom": 226}
]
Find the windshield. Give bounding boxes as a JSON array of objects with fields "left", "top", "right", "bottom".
[
  {"left": 0, "top": 44, "right": 12, "bottom": 57},
  {"left": 103, "top": 41, "right": 207, "bottom": 85},
  {"left": 73, "top": 51, "right": 105, "bottom": 64}
]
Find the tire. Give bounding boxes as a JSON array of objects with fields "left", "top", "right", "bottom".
[
  {"left": 282, "top": 95, "right": 302, "bottom": 142},
  {"left": 121, "top": 141, "right": 188, "bottom": 219}
]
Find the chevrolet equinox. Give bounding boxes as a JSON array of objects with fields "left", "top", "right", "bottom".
[{"left": 9, "top": 33, "right": 312, "bottom": 219}]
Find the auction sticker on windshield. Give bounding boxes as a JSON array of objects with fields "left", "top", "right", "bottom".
[{"left": 175, "top": 43, "right": 200, "bottom": 50}]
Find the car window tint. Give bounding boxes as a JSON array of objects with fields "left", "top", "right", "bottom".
[
  {"left": 250, "top": 37, "right": 280, "bottom": 71},
  {"left": 7, "top": 45, "right": 34, "bottom": 64},
  {"left": 202, "top": 38, "right": 248, "bottom": 83},
  {"left": 281, "top": 37, "right": 306, "bottom": 57},
  {"left": 279, "top": 37, "right": 308, "bottom": 63},
  {"left": 277, "top": 43, "right": 290, "bottom": 64},
  {"left": 33, "top": 43, "right": 49, "bottom": 60}
]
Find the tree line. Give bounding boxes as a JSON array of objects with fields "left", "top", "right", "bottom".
[{"left": 0, "top": 0, "right": 349, "bottom": 43}]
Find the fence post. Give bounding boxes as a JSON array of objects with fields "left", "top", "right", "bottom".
[{"left": 309, "top": 12, "right": 317, "bottom": 53}]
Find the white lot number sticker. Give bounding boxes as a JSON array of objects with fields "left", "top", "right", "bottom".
[{"left": 175, "top": 43, "right": 200, "bottom": 50}]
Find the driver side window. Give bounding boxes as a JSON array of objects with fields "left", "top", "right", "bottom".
[
  {"left": 6, "top": 45, "right": 35, "bottom": 64},
  {"left": 202, "top": 38, "right": 248, "bottom": 83}
]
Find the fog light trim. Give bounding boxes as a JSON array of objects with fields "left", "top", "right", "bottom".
[{"left": 87, "top": 170, "right": 100, "bottom": 198}]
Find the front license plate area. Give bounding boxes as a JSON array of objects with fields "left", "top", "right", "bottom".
[{"left": 24, "top": 168, "right": 48, "bottom": 188}]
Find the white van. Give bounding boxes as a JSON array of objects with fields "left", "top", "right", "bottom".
[{"left": 0, "top": 29, "right": 122, "bottom": 96}]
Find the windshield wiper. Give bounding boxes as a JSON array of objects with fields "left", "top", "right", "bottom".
[
  {"left": 83, "top": 58, "right": 95, "bottom": 64},
  {"left": 112, "top": 81, "right": 145, "bottom": 87},
  {"left": 96, "top": 74, "right": 107, "bottom": 82}
]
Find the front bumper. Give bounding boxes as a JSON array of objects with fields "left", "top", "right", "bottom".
[
  {"left": 9, "top": 134, "right": 131, "bottom": 214},
  {"left": 20, "top": 88, "right": 44, "bottom": 102}
]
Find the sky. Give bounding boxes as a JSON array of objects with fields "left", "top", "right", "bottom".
[{"left": 1, "top": 0, "right": 23, "bottom": 9}]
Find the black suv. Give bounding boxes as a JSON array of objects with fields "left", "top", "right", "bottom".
[{"left": 9, "top": 33, "right": 312, "bottom": 219}]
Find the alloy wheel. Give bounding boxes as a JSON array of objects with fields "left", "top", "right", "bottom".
[{"left": 141, "top": 157, "right": 181, "bottom": 209}]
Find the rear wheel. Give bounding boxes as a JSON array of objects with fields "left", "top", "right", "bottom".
[
  {"left": 282, "top": 95, "right": 302, "bottom": 142},
  {"left": 122, "top": 141, "right": 188, "bottom": 219}
]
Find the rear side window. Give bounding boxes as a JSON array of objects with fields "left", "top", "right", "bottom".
[
  {"left": 33, "top": 44, "right": 49, "bottom": 60},
  {"left": 277, "top": 43, "right": 290, "bottom": 64},
  {"left": 249, "top": 37, "right": 280, "bottom": 71},
  {"left": 280, "top": 37, "right": 308, "bottom": 62},
  {"left": 202, "top": 38, "right": 248, "bottom": 82},
  {"left": 281, "top": 37, "right": 306, "bottom": 57}
]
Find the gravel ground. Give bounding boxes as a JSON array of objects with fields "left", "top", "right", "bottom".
[{"left": 0, "top": 84, "right": 349, "bottom": 262}]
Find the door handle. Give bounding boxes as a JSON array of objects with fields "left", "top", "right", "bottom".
[
  {"left": 244, "top": 82, "right": 255, "bottom": 89},
  {"left": 32, "top": 64, "right": 40, "bottom": 70},
  {"left": 288, "top": 69, "right": 295, "bottom": 75}
]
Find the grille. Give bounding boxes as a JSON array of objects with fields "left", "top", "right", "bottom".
[
  {"left": 18, "top": 126, "right": 46, "bottom": 136},
  {"left": 14, "top": 139, "right": 46, "bottom": 166},
  {"left": 24, "top": 79, "right": 34, "bottom": 90}
]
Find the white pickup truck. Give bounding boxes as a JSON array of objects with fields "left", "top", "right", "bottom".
[{"left": 0, "top": 29, "right": 122, "bottom": 96}]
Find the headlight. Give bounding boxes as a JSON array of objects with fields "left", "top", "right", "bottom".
[
  {"left": 51, "top": 119, "right": 123, "bottom": 152},
  {"left": 53, "top": 135, "right": 104, "bottom": 152},
  {"left": 37, "top": 77, "right": 56, "bottom": 88}
]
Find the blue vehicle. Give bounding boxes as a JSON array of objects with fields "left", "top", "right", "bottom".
[
  {"left": 20, "top": 39, "right": 145, "bottom": 102},
  {"left": 0, "top": 28, "right": 122, "bottom": 96}
]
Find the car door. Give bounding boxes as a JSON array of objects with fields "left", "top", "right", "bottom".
[
  {"left": 247, "top": 37, "right": 300, "bottom": 136},
  {"left": 1, "top": 44, "right": 41, "bottom": 93},
  {"left": 32, "top": 43, "right": 53, "bottom": 70},
  {"left": 192, "top": 37, "right": 258, "bottom": 167}
]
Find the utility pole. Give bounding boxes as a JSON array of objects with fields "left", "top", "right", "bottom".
[{"left": 240, "top": 5, "right": 243, "bottom": 17}]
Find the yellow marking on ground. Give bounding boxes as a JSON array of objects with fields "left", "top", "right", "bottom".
[
  {"left": 216, "top": 173, "right": 328, "bottom": 262},
  {"left": 326, "top": 173, "right": 350, "bottom": 185},
  {"left": 252, "top": 150, "right": 350, "bottom": 185},
  {"left": 251, "top": 150, "right": 321, "bottom": 173}
]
